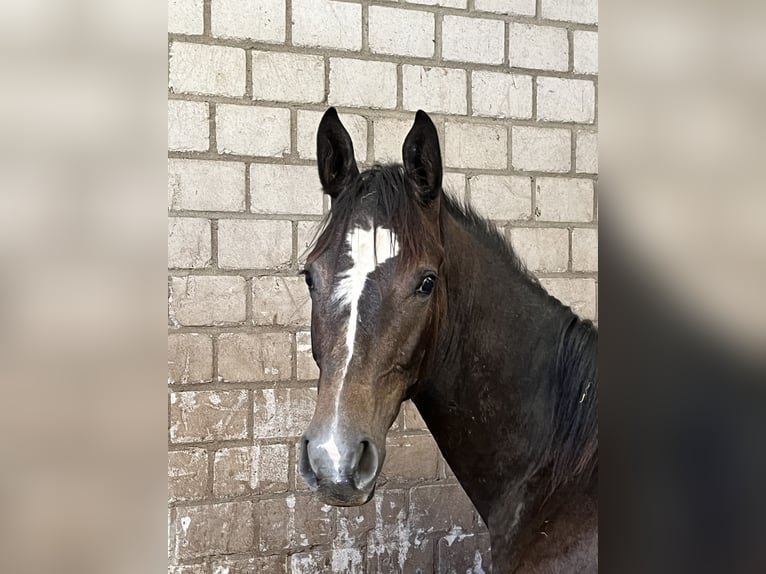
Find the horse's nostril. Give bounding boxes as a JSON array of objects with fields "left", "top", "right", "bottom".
[
  {"left": 299, "top": 438, "right": 318, "bottom": 490},
  {"left": 353, "top": 440, "right": 379, "bottom": 490}
]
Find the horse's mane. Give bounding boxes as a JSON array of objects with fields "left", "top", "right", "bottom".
[{"left": 546, "top": 316, "right": 599, "bottom": 494}]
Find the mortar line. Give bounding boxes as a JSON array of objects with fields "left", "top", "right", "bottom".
[
  {"left": 208, "top": 103, "right": 217, "bottom": 153},
  {"left": 203, "top": 0, "right": 211, "bottom": 36},
  {"left": 285, "top": 0, "right": 293, "bottom": 46}
]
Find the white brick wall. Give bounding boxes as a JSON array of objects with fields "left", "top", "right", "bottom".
[
  {"left": 292, "top": 0, "right": 362, "bottom": 51},
  {"left": 475, "top": 0, "right": 536, "bottom": 16},
  {"left": 329, "top": 58, "right": 397, "bottom": 109},
  {"left": 215, "top": 105, "right": 290, "bottom": 157},
  {"left": 169, "top": 42, "right": 246, "bottom": 97},
  {"left": 211, "top": 0, "right": 285, "bottom": 43},
  {"left": 445, "top": 122, "right": 508, "bottom": 169},
  {"left": 442, "top": 15, "right": 505, "bottom": 64},
  {"left": 168, "top": 0, "right": 598, "bottom": 567},
  {"left": 512, "top": 126, "right": 571, "bottom": 172},
  {"left": 403, "top": 66, "right": 467, "bottom": 115},
  {"left": 537, "top": 77, "right": 596, "bottom": 123},
  {"left": 573, "top": 31, "right": 598, "bottom": 75},
  {"left": 508, "top": 23, "right": 569, "bottom": 71},
  {"left": 541, "top": 0, "right": 598, "bottom": 25},
  {"left": 469, "top": 175, "right": 531, "bottom": 220},
  {"left": 472, "top": 71, "right": 533, "bottom": 119},
  {"left": 168, "top": 0, "right": 203, "bottom": 35},
  {"left": 369, "top": 6, "right": 435, "bottom": 58},
  {"left": 168, "top": 100, "right": 208, "bottom": 152},
  {"left": 251, "top": 52, "right": 325, "bottom": 103}
]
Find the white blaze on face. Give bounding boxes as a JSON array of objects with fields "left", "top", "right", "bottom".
[
  {"left": 319, "top": 225, "right": 399, "bottom": 474},
  {"left": 334, "top": 225, "right": 400, "bottom": 378}
]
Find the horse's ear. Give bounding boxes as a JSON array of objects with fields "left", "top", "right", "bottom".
[
  {"left": 316, "top": 107, "right": 359, "bottom": 198},
  {"left": 402, "top": 110, "right": 443, "bottom": 205}
]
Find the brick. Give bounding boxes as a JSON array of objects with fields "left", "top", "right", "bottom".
[
  {"left": 168, "top": 217, "right": 211, "bottom": 269},
  {"left": 169, "top": 390, "right": 249, "bottom": 443},
  {"left": 251, "top": 51, "right": 324, "bottom": 103},
  {"left": 213, "top": 443, "right": 290, "bottom": 497},
  {"left": 445, "top": 122, "right": 507, "bottom": 169},
  {"left": 403, "top": 65, "right": 467, "bottom": 115},
  {"left": 168, "top": 333, "right": 213, "bottom": 384},
  {"left": 381, "top": 434, "right": 439, "bottom": 482},
  {"left": 168, "top": 0, "right": 203, "bottom": 35},
  {"left": 258, "top": 495, "right": 332, "bottom": 552},
  {"left": 409, "top": 484, "right": 476, "bottom": 531},
  {"left": 511, "top": 126, "right": 571, "bottom": 172},
  {"left": 469, "top": 175, "right": 531, "bottom": 220},
  {"left": 573, "top": 30, "right": 598, "bottom": 74},
  {"left": 475, "top": 0, "right": 536, "bottom": 15},
  {"left": 252, "top": 276, "right": 311, "bottom": 326},
  {"left": 217, "top": 219, "right": 292, "bottom": 269},
  {"left": 509, "top": 227, "right": 569, "bottom": 272},
  {"left": 576, "top": 130, "right": 598, "bottom": 174},
  {"left": 442, "top": 15, "right": 505, "bottom": 64},
  {"left": 215, "top": 105, "right": 290, "bottom": 157},
  {"left": 572, "top": 227, "right": 598, "bottom": 271},
  {"left": 209, "top": 556, "right": 286, "bottom": 574},
  {"left": 472, "top": 71, "right": 533, "bottom": 119},
  {"left": 254, "top": 388, "right": 316, "bottom": 439},
  {"left": 437, "top": 531, "right": 492, "bottom": 574},
  {"left": 291, "top": 551, "right": 333, "bottom": 574},
  {"left": 168, "top": 448, "right": 208, "bottom": 502},
  {"left": 535, "top": 177, "right": 593, "bottom": 222},
  {"left": 329, "top": 58, "right": 397, "bottom": 109},
  {"left": 211, "top": 0, "right": 285, "bottom": 43},
  {"left": 169, "top": 276, "right": 246, "bottom": 326},
  {"left": 365, "top": 490, "right": 411, "bottom": 572},
  {"left": 539, "top": 277, "right": 597, "bottom": 319},
  {"left": 292, "top": 0, "right": 362, "bottom": 51},
  {"left": 250, "top": 164, "right": 323, "bottom": 215},
  {"left": 218, "top": 332, "right": 293, "bottom": 382},
  {"left": 405, "top": 0, "right": 466, "bottom": 7},
  {"left": 443, "top": 172, "right": 466, "bottom": 203},
  {"left": 173, "top": 501, "right": 254, "bottom": 559},
  {"left": 167, "top": 159, "right": 245, "bottom": 212},
  {"left": 403, "top": 400, "right": 428, "bottom": 430},
  {"left": 369, "top": 6, "right": 435, "bottom": 58},
  {"left": 297, "top": 110, "right": 367, "bottom": 161},
  {"left": 168, "top": 566, "right": 205, "bottom": 574},
  {"left": 169, "top": 42, "right": 245, "bottom": 97},
  {"left": 168, "top": 100, "right": 208, "bottom": 152},
  {"left": 537, "top": 77, "right": 595, "bottom": 123},
  {"left": 508, "top": 23, "right": 568, "bottom": 71},
  {"left": 296, "top": 331, "right": 319, "bottom": 380},
  {"left": 373, "top": 118, "right": 416, "bottom": 163},
  {"left": 542, "top": 0, "right": 598, "bottom": 24}
]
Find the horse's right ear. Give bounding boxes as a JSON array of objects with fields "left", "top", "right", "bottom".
[
  {"left": 402, "top": 110, "right": 443, "bottom": 205},
  {"left": 316, "top": 108, "right": 359, "bottom": 198}
]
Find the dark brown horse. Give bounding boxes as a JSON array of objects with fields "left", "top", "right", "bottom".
[{"left": 298, "top": 108, "right": 598, "bottom": 573}]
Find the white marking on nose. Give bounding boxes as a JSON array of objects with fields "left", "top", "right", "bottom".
[{"left": 318, "top": 435, "right": 342, "bottom": 472}]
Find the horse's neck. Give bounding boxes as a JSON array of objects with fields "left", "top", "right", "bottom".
[{"left": 412, "top": 209, "right": 585, "bottom": 543}]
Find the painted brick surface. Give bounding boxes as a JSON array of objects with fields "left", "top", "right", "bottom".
[
  {"left": 369, "top": 6, "right": 435, "bottom": 58},
  {"left": 168, "top": 1, "right": 597, "bottom": 569},
  {"left": 168, "top": 42, "right": 246, "bottom": 97},
  {"left": 168, "top": 100, "right": 208, "bottom": 152},
  {"left": 251, "top": 52, "right": 325, "bottom": 103},
  {"left": 211, "top": 0, "right": 285, "bottom": 43},
  {"left": 442, "top": 15, "right": 505, "bottom": 64},
  {"left": 508, "top": 23, "right": 569, "bottom": 71}
]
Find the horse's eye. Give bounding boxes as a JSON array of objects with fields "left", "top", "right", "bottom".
[
  {"left": 303, "top": 271, "right": 314, "bottom": 290},
  {"left": 416, "top": 274, "right": 436, "bottom": 295}
]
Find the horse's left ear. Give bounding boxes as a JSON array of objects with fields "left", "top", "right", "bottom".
[{"left": 402, "top": 110, "right": 443, "bottom": 205}]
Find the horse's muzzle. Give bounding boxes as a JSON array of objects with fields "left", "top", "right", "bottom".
[{"left": 299, "top": 430, "right": 380, "bottom": 506}]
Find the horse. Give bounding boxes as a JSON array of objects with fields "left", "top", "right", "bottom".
[{"left": 298, "top": 107, "right": 598, "bottom": 573}]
